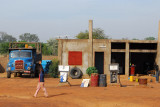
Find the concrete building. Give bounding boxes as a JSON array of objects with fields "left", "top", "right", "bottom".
[{"left": 58, "top": 20, "right": 160, "bottom": 76}]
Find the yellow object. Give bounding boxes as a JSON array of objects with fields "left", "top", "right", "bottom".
[
  {"left": 136, "top": 78, "right": 139, "bottom": 82},
  {"left": 25, "top": 44, "right": 28, "bottom": 48},
  {"left": 130, "top": 76, "right": 134, "bottom": 82}
]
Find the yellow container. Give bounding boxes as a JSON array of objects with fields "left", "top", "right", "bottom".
[
  {"left": 25, "top": 44, "right": 28, "bottom": 48},
  {"left": 136, "top": 78, "right": 139, "bottom": 82},
  {"left": 130, "top": 76, "right": 134, "bottom": 82}
]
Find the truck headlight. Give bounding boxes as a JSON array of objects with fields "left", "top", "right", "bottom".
[
  {"left": 8, "top": 67, "right": 11, "bottom": 71},
  {"left": 28, "top": 67, "right": 31, "bottom": 70}
]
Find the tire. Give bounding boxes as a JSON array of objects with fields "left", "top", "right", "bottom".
[
  {"left": 14, "top": 73, "right": 17, "bottom": 77},
  {"left": 7, "top": 71, "right": 11, "bottom": 78},
  {"left": 69, "top": 67, "right": 82, "bottom": 79}
]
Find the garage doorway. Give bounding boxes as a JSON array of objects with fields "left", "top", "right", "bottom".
[
  {"left": 95, "top": 52, "right": 104, "bottom": 74},
  {"left": 130, "top": 53, "right": 156, "bottom": 75}
]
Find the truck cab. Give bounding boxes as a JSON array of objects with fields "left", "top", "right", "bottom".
[{"left": 6, "top": 42, "right": 42, "bottom": 78}]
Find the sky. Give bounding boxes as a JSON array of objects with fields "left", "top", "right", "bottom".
[{"left": 0, "top": 0, "right": 160, "bottom": 42}]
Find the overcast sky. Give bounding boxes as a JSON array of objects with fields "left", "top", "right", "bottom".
[{"left": 0, "top": 0, "right": 160, "bottom": 42}]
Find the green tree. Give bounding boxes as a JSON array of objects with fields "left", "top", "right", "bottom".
[
  {"left": 132, "top": 38, "right": 139, "bottom": 40},
  {"left": 19, "top": 33, "right": 39, "bottom": 42},
  {"left": 144, "top": 37, "right": 156, "bottom": 40},
  {"left": 76, "top": 28, "right": 108, "bottom": 39},
  {"left": 47, "top": 38, "right": 58, "bottom": 56},
  {"left": 122, "top": 37, "right": 128, "bottom": 40},
  {"left": 41, "top": 43, "right": 52, "bottom": 55},
  {"left": 0, "top": 32, "right": 17, "bottom": 42},
  {"left": 0, "top": 42, "right": 9, "bottom": 54},
  {"left": 48, "top": 59, "right": 59, "bottom": 78}
]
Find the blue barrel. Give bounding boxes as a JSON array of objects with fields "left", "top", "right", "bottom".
[
  {"left": 99, "top": 74, "right": 107, "bottom": 87},
  {"left": 42, "top": 60, "right": 52, "bottom": 73}
]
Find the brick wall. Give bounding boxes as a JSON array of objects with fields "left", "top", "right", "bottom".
[{"left": 0, "top": 55, "right": 58, "bottom": 73}]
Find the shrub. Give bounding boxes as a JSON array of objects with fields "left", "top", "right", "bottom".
[
  {"left": 86, "top": 67, "right": 98, "bottom": 76},
  {"left": 48, "top": 59, "right": 59, "bottom": 78}
]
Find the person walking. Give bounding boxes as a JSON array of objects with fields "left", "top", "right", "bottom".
[{"left": 34, "top": 60, "right": 48, "bottom": 97}]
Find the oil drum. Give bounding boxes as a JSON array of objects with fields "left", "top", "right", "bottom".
[
  {"left": 91, "top": 73, "right": 99, "bottom": 87},
  {"left": 130, "top": 64, "right": 135, "bottom": 76},
  {"left": 139, "top": 78, "right": 147, "bottom": 85},
  {"left": 99, "top": 74, "right": 107, "bottom": 87}
]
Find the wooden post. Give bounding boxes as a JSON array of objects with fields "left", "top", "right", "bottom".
[
  {"left": 125, "top": 42, "right": 129, "bottom": 76},
  {"left": 40, "top": 43, "right": 42, "bottom": 53}
]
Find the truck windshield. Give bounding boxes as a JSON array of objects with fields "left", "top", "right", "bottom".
[
  {"left": 11, "top": 52, "right": 31, "bottom": 58},
  {"left": 11, "top": 52, "right": 20, "bottom": 58}
]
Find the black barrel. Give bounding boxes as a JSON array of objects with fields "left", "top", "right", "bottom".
[
  {"left": 155, "top": 65, "right": 159, "bottom": 83},
  {"left": 99, "top": 74, "right": 107, "bottom": 87}
]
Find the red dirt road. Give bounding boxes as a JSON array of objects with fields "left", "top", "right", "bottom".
[{"left": 0, "top": 73, "right": 160, "bottom": 107}]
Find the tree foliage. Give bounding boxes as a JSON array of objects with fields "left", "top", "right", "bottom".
[
  {"left": 41, "top": 43, "right": 52, "bottom": 55},
  {"left": 19, "top": 33, "right": 39, "bottom": 42},
  {"left": 122, "top": 37, "right": 128, "bottom": 40},
  {"left": 144, "top": 37, "right": 156, "bottom": 40},
  {"left": 41, "top": 38, "right": 58, "bottom": 55},
  {"left": 0, "top": 32, "right": 17, "bottom": 43},
  {"left": 0, "top": 42, "right": 9, "bottom": 54},
  {"left": 47, "top": 38, "right": 58, "bottom": 56},
  {"left": 76, "top": 28, "right": 108, "bottom": 39},
  {"left": 48, "top": 59, "right": 59, "bottom": 78},
  {"left": 132, "top": 38, "right": 139, "bottom": 40}
]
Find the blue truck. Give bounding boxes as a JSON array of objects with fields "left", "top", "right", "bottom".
[{"left": 6, "top": 42, "right": 42, "bottom": 78}]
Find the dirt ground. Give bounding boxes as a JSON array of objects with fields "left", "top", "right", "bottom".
[{"left": 0, "top": 73, "right": 160, "bottom": 107}]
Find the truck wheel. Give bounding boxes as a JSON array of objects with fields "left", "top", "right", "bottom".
[
  {"left": 14, "top": 73, "right": 17, "bottom": 77},
  {"left": 31, "top": 73, "right": 35, "bottom": 78},
  {"left": 7, "top": 72, "right": 11, "bottom": 78}
]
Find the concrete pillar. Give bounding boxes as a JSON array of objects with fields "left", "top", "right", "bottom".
[
  {"left": 88, "top": 20, "right": 93, "bottom": 67},
  {"left": 156, "top": 21, "right": 160, "bottom": 68},
  {"left": 58, "top": 40, "right": 63, "bottom": 65},
  {"left": 158, "top": 21, "right": 160, "bottom": 42},
  {"left": 125, "top": 42, "right": 129, "bottom": 76},
  {"left": 89, "top": 20, "right": 93, "bottom": 40},
  {"left": 106, "top": 41, "right": 111, "bottom": 75}
]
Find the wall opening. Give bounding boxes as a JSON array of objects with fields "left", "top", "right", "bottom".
[
  {"left": 111, "top": 43, "right": 125, "bottom": 49},
  {"left": 95, "top": 52, "right": 104, "bottom": 74},
  {"left": 111, "top": 52, "right": 125, "bottom": 75},
  {"left": 130, "top": 53, "right": 156, "bottom": 75},
  {"left": 130, "top": 43, "right": 157, "bottom": 50}
]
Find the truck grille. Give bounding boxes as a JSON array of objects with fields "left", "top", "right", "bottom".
[{"left": 15, "top": 60, "right": 24, "bottom": 70}]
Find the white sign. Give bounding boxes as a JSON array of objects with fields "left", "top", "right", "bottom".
[
  {"left": 109, "top": 64, "right": 119, "bottom": 71},
  {"left": 60, "top": 72, "right": 68, "bottom": 82},
  {"left": 81, "top": 79, "right": 90, "bottom": 87},
  {"left": 58, "top": 65, "right": 69, "bottom": 72}
]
